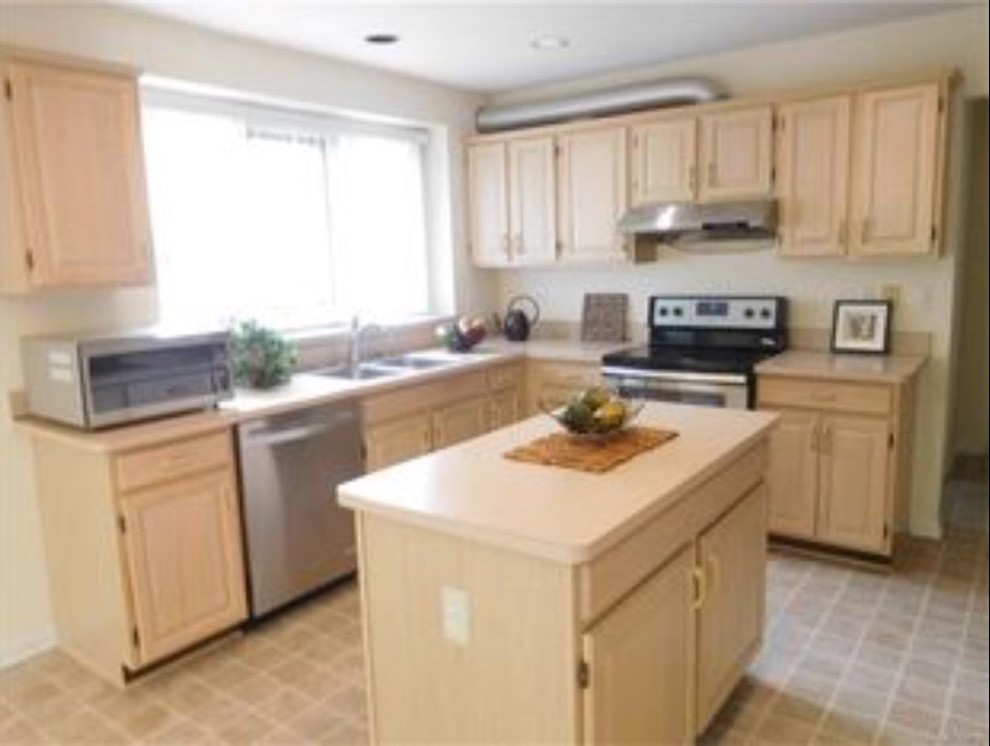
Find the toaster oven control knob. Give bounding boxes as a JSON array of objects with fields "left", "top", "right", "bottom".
[
  {"left": 658, "top": 306, "right": 669, "bottom": 316},
  {"left": 744, "top": 308, "right": 755, "bottom": 319},
  {"left": 759, "top": 308, "right": 772, "bottom": 319},
  {"left": 672, "top": 307, "right": 683, "bottom": 317}
]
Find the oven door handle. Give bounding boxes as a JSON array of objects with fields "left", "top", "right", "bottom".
[{"left": 601, "top": 366, "right": 749, "bottom": 386}]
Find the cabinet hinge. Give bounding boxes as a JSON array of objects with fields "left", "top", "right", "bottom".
[
  {"left": 3, "top": 78, "right": 11, "bottom": 101},
  {"left": 131, "top": 626, "right": 140, "bottom": 649},
  {"left": 117, "top": 514, "right": 127, "bottom": 533},
  {"left": 888, "top": 432, "right": 895, "bottom": 450},
  {"left": 24, "top": 250, "right": 34, "bottom": 273},
  {"left": 938, "top": 96, "right": 945, "bottom": 113},
  {"left": 577, "top": 659, "right": 590, "bottom": 689},
  {"left": 930, "top": 225, "right": 938, "bottom": 244},
  {"left": 883, "top": 523, "right": 890, "bottom": 540}
]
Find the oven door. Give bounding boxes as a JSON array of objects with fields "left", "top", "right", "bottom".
[{"left": 602, "top": 367, "right": 750, "bottom": 409}]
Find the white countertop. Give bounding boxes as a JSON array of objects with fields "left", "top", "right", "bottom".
[
  {"left": 478, "top": 337, "right": 629, "bottom": 364},
  {"left": 338, "top": 403, "right": 777, "bottom": 565},
  {"left": 755, "top": 350, "right": 927, "bottom": 384}
]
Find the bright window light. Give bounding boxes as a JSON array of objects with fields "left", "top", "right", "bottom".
[{"left": 142, "top": 98, "right": 432, "bottom": 331}]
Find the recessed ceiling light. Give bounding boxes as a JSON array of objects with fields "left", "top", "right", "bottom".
[
  {"left": 530, "top": 35, "right": 570, "bottom": 52},
  {"left": 365, "top": 33, "right": 399, "bottom": 45}
]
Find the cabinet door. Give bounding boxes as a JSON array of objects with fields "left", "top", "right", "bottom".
[
  {"left": 526, "top": 362, "right": 603, "bottom": 414},
  {"left": 365, "top": 415, "right": 433, "bottom": 471},
  {"left": 817, "top": 414, "right": 890, "bottom": 552},
  {"left": 765, "top": 409, "right": 820, "bottom": 538},
  {"left": 488, "top": 387, "right": 521, "bottom": 431},
  {"left": 467, "top": 142, "right": 510, "bottom": 266},
  {"left": 630, "top": 117, "right": 697, "bottom": 204},
  {"left": 697, "top": 485, "right": 767, "bottom": 731},
  {"left": 508, "top": 137, "right": 557, "bottom": 264},
  {"left": 583, "top": 546, "right": 695, "bottom": 745},
  {"left": 777, "top": 96, "right": 852, "bottom": 257},
  {"left": 699, "top": 106, "right": 774, "bottom": 201},
  {"left": 432, "top": 397, "right": 489, "bottom": 449},
  {"left": 120, "top": 470, "right": 247, "bottom": 666},
  {"left": 5, "top": 61, "right": 151, "bottom": 289},
  {"left": 850, "top": 84, "right": 941, "bottom": 256},
  {"left": 557, "top": 127, "right": 628, "bottom": 263}
]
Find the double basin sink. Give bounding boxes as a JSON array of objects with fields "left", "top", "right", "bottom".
[{"left": 314, "top": 353, "right": 477, "bottom": 381}]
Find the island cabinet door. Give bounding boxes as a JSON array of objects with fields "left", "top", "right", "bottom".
[
  {"left": 766, "top": 408, "right": 820, "bottom": 538},
  {"left": 696, "top": 484, "right": 767, "bottom": 732},
  {"left": 816, "top": 414, "right": 890, "bottom": 552},
  {"left": 432, "top": 396, "right": 489, "bottom": 449},
  {"left": 582, "top": 545, "right": 695, "bottom": 745}
]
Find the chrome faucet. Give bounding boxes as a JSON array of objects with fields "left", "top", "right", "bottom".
[{"left": 349, "top": 316, "right": 381, "bottom": 370}]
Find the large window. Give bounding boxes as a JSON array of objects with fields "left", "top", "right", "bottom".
[{"left": 142, "top": 92, "right": 431, "bottom": 330}]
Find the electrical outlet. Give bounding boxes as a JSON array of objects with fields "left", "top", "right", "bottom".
[
  {"left": 879, "top": 284, "right": 901, "bottom": 306},
  {"left": 441, "top": 586, "right": 470, "bottom": 646}
]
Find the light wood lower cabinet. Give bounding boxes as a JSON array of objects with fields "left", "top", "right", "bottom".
[
  {"left": 696, "top": 486, "right": 767, "bottom": 730},
  {"left": 582, "top": 546, "right": 695, "bottom": 744},
  {"left": 28, "top": 428, "right": 247, "bottom": 685},
  {"left": 363, "top": 363, "right": 525, "bottom": 471},
  {"left": 120, "top": 469, "right": 246, "bottom": 664},
  {"left": 526, "top": 360, "right": 604, "bottom": 414},
  {"left": 759, "top": 374, "right": 914, "bottom": 557}
]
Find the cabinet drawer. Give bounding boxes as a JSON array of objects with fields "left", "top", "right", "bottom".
[
  {"left": 116, "top": 430, "right": 232, "bottom": 493},
  {"left": 487, "top": 363, "right": 524, "bottom": 391},
  {"left": 758, "top": 377, "right": 891, "bottom": 416}
]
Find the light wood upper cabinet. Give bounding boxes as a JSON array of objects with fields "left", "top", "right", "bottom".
[
  {"left": 849, "top": 84, "right": 942, "bottom": 256},
  {"left": 699, "top": 106, "right": 774, "bottom": 201},
  {"left": 696, "top": 485, "right": 766, "bottom": 731},
  {"left": 817, "top": 414, "right": 890, "bottom": 552},
  {"left": 508, "top": 137, "right": 557, "bottom": 264},
  {"left": 120, "top": 468, "right": 247, "bottom": 666},
  {"left": 776, "top": 96, "right": 852, "bottom": 257},
  {"left": 467, "top": 142, "right": 510, "bottom": 266},
  {"left": 765, "top": 409, "right": 819, "bottom": 539},
  {"left": 1, "top": 57, "right": 152, "bottom": 292},
  {"left": 582, "top": 546, "right": 695, "bottom": 745},
  {"left": 630, "top": 117, "right": 697, "bottom": 204},
  {"left": 557, "top": 127, "right": 628, "bottom": 263}
]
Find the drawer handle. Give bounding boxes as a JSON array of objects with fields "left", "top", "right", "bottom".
[{"left": 691, "top": 566, "right": 707, "bottom": 611}]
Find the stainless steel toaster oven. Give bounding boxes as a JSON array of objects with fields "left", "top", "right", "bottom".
[{"left": 22, "top": 329, "right": 233, "bottom": 429}]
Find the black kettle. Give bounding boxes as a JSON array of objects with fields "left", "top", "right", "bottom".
[{"left": 503, "top": 295, "right": 540, "bottom": 342}]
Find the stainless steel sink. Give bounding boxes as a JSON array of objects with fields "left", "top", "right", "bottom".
[
  {"left": 373, "top": 355, "right": 459, "bottom": 370},
  {"left": 314, "top": 364, "right": 405, "bottom": 381}
]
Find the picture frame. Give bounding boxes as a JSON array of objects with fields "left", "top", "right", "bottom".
[{"left": 830, "top": 300, "right": 892, "bottom": 355}]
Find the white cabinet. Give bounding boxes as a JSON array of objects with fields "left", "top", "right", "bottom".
[
  {"left": 557, "top": 127, "right": 629, "bottom": 263},
  {"left": 630, "top": 117, "right": 697, "bottom": 204},
  {"left": 467, "top": 142, "right": 510, "bottom": 266},
  {"left": 699, "top": 106, "right": 774, "bottom": 201},
  {"left": 508, "top": 137, "right": 557, "bottom": 264}
]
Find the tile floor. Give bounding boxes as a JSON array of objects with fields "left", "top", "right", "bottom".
[{"left": 1, "top": 482, "right": 986, "bottom": 745}]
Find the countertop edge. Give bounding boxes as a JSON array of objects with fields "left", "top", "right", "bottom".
[{"left": 754, "top": 351, "right": 928, "bottom": 385}]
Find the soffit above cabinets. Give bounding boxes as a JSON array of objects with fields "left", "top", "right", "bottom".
[{"left": 114, "top": 2, "right": 959, "bottom": 93}]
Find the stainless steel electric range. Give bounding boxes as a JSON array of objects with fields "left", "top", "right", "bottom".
[{"left": 602, "top": 295, "right": 788, "bottom": 409}]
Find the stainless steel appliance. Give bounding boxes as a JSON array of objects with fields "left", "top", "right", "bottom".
[
  {"left": 602, "top": 295, "right": 787, "bottom": 409},
  {"left": 22, "top": 329, "right": 232, "bottom": 429},
  {"left": 237, "top": 403, "right": 364, "bottom": 618}
]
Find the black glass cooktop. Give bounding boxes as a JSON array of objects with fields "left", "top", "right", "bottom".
[{"left": 601, "top": 346, "right": 776, "bottom": 375}]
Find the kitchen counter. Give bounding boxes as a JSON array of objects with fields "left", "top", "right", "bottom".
[
  {"left": 339, "top": 402, "right": 777, "bottom": 564},
  {"left": 755, "top": 350, "right": 927, "bottom": 384},
  {"left": 343, "top": 402, "right": 776, "bottom": 743}
]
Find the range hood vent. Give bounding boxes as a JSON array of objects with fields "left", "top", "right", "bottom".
[{"left": 617, "top": 200, "right": 778, "bottom": 249}]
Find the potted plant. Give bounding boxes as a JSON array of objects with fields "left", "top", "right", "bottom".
[{"left": 229, "top": 320, "right": 298, "bottom": 389}]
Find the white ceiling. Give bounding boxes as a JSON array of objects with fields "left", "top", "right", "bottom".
[{"left": 118, "top": 1, "right": 965, "bottom": 93}]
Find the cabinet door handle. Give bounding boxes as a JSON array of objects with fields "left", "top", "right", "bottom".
[
  {"left": 513, "top": 233, "right": 523, "bottom": 254},
  {"left": 691, "top": 566, "right": 707, "bottom": 611},
  {"left": 819, "top": 424, "right": 832, "bottom": 455},
  {"left": 837, "top": 219, "right": 848, "bottom": 247},
  {"left": 688, "top": 164, "right": 697, "bottom": 194},
  {"left": 860, "top": 218, "right": 870, "bottom": 245}
]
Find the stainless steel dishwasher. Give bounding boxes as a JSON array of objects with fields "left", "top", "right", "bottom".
[{"left": 237, "top": 403, "right": 364, "bottom": 618}]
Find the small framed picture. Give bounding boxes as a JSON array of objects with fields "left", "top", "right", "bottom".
[{"left": 831, "top": 300, "right": 892, "bottom": 354}]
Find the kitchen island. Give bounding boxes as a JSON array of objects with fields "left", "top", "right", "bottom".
[{"left": 339, "top": 403, "right": 777, "bottom": 744}]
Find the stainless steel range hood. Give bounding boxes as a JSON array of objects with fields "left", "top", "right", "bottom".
[{"left": 617, "top": 200, "right": 778, "bottom": 247}]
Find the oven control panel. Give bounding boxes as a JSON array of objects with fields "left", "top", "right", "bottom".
[{"left": 650, "top": 296, "right": 784, "bottom": 330}]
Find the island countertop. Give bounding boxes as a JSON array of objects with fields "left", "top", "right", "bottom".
[{"left": 338, "top": 403, "right": 777, "bottom": 565}]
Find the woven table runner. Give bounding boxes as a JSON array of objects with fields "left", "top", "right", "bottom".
[{"left": 504, "top": 426, "right": 678, "bottom": 474}]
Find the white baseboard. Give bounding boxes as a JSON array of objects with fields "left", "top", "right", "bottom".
[{"left": 0, "top": 627, "right": 55, "bottom": 670}]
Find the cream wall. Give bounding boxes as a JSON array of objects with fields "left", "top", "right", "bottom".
[
  {"left": 493, "top": 6, "right": 989, "bottom": 541},
  {"left": 0, "top": 3, "right": 487, "bottom": 666},
  {"left": 953, "top": 99, "right": 990, "bottom": 456}
]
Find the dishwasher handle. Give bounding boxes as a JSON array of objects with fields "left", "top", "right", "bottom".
[{"left": 242, "top": 423, "right": 331, "bottom": 447}]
